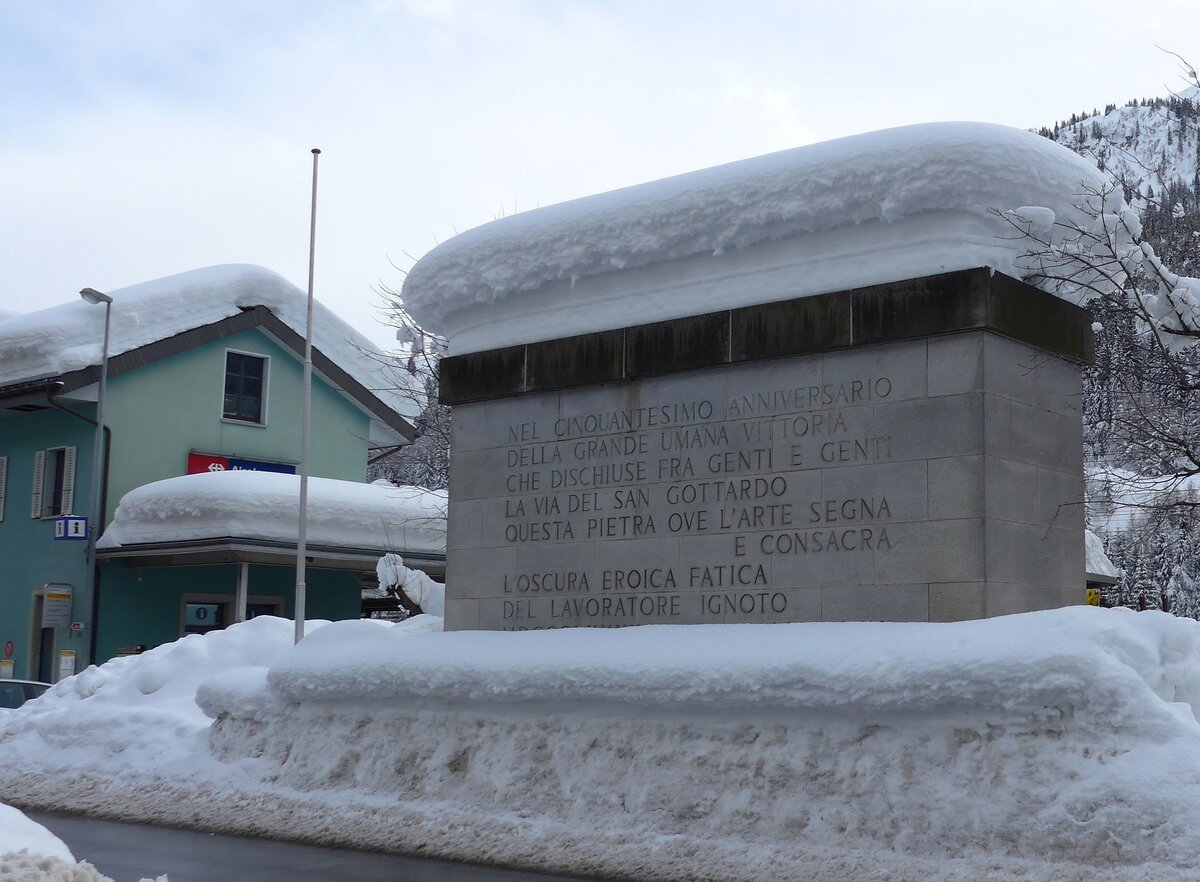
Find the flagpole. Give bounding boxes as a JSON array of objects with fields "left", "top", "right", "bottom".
[{"left": 295, "top": 147, "right": 320, "bottom": 644}]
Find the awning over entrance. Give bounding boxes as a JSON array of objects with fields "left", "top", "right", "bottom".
[{"left": 97, "top": 535, "right": 445, "bottom": 577}]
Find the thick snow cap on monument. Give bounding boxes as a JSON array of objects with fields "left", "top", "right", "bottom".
[
  {"left": 403, "top": 122, "right": 1110, "bottom": 354},
  {"left": 0, "top": 264, "right": 419, "bottom": 420},
  {"left": 98, "top": 471, "right": 446, "bottom": 555}
]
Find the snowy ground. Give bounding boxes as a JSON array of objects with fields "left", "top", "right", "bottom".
[{"left": 4, "top": 608, "right": 1200, "bottom": 881}]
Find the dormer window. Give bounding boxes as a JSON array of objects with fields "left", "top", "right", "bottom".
[{"left": 223, "top": 351, "right": 267, "bottom": 424}]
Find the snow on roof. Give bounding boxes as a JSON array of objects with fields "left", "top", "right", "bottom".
[
  {"left": 0, "top": 264, "right": 419, "bottom": 421},
  {"left": 1086, "top": 529, "right": 1120, "bottom": 580},
  {"left": 403, "top": 122, "right": 1110, "bottom": 352},
  {"left": 1088, "top": 466, "right": 1200, "bottom": 534},
  {"left": 97, "top": 471, "right": 446, "bottom": 556}
]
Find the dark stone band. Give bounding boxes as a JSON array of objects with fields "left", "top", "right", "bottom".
[{"left": 440, "top": 268, "right": 1094, "bottom": 406}]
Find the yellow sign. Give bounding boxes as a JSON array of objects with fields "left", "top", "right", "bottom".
[
  {"left": 1086, "top": 588, "right": 1101, "bottom": 607},
  {"left": 58, "top": 650, "right": 77, "bottom": 681}
]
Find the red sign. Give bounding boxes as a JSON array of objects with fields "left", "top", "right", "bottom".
[
  {"left": 187, "top": 453, "right": 229, "bottom": 474},
  {"left": 3, "top": 641, "right": 12, "bottom": 659}
]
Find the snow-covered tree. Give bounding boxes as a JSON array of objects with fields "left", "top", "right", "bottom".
[
  {"left": 1017, "top": 61, "right": 1200, "bottom": 616},
  {"left": 369, "top": 286, "right": 450, "bottom": 491},
  {"left": 376, "top": 552, "right": 445, "bottom": 619},
  {"left": 1000, "top": 175, "right": 1200, "bottom": 492}
]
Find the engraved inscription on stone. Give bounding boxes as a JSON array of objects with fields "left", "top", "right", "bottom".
[
  {"left": 447, "top": 314, "right": 1086, "bottom": 630},
  {"left": 448, "top": 342, "right": 951, "bottom": 629}
]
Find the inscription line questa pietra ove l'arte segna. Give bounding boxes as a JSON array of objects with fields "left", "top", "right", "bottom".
[{"left": 493, "top": 373, "right": 899, "bottom": 626}]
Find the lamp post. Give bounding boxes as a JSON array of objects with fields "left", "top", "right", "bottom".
[
  {"left": 79, "top": 287, "right": 113, "bottom": 662},
  {"left": 295, "top": 147, "right": 321, "bottom": 644}
]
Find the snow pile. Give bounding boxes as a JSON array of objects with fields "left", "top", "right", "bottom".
[
  {"left": 402, "top": 122, "right": 1111, "bottom": 351},
  {"left": 246, "top": 608, "right": 1193, "bottom": 716},
  {"left": 98, "top": 472, "right": 446, "bottom": 555},
  {"left": 8, "top": 608, "right": 1200, "bottom": 880},
  {"left": 169, "top": 609, "right": 1200, "bottom": 880},
  {"left": 0, "top": 264, "right": 419, "bottom": 420},
  {"left": 0, "top": 616, "right": 333, "bottom": 780},
  {"left": 0, "top": 804, "right": 74, "bottom": 863},
  {"left": 0, "top": 803, "right": 166, "bottom": 882}
]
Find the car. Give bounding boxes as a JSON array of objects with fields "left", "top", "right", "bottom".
[{"left": 0, "top": 679, "right": 52, "bottom": 711}]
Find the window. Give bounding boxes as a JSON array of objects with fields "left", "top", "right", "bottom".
[
  {"left": 183, "top": 602, "right": 225, "bottom": 635},
  {"left": 223, "top": 351, "right": 267, "bottom": 423},
  {"left": 31, "top": 447, "right": 75, "bottom": 518},
  {"left": 180, "top": 595, "right": 282, "bottom": 636}
]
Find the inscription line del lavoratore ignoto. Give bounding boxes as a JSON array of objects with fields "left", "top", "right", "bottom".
[{"left": 437, "top": 267, "right": 1092, "bottom": 630}]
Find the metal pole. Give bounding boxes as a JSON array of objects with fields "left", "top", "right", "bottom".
[
  {"left": 235, "top": 562, "right": 249, "bottom": 624},
  {"left": 295, "top": 147, "right": 320, "bottom": 644},
  {"left": 84, "top": 299, "right": 112, "bottom": 654}
]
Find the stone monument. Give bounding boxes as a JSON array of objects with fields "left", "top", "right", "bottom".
[{"left": 402, "top": 123, "right": 1104, "bottom": 630}]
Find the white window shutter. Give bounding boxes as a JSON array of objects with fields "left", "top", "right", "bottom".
[
  {"left": 61, "top": 446, "right": 77, "bottom": 515},
  {"left": 0, "top": 455, "right": 7, "bottom": 521},
  {"left": 31, "top": 450, "right": 45, "bottom": 518}
]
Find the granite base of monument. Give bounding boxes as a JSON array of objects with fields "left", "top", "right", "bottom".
[{"left": 440, "top": 269, "right": 1091, "bottom": 629}]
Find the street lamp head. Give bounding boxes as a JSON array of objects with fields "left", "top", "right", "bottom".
[{"left": 79, "top": 287, "right": 112, "bottom": 305}]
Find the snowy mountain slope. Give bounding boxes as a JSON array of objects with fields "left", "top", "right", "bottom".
[
  {"left": 1042, "top": 87, "right": 1200, "bottom": 279},
  {"left": 1041, "top": 87, "right": 1199, "bottom": 209}
]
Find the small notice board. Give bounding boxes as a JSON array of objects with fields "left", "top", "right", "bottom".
[{"left": 43, "top": 588, "right": 73, "bottom": 629}]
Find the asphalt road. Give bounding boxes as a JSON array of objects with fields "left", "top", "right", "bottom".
[{"left": 31, "top": 812, "right": 601, "bottom": 882}]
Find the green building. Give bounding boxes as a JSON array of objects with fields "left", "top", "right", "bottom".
[{"left": 0, "top": 265, "right": 439, "bottom": 681}]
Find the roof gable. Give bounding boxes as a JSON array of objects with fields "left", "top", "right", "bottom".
[{"left": 0, "top": 266, "right": 416, "bottom": 440}]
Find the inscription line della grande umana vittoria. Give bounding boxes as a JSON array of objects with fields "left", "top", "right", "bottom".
[{"left": 401, "top": 122, "right": 1097, "bottom": 630}]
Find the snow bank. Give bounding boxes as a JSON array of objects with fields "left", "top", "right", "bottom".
[
  {"left": 0, "top": 264, "right": 419, "bottom": 420},
  {"left": 98, "top": 472, "right": 446, "bottom": 555},
  {"left": 402, "top": 122, "right": 1110, "bottom": 352},
  {"left": 0, "top": 804, "right": 74, "bottom": 862},
  {"left": 8, "top": 608, "right": 1200, "bottom": 880},
  {"left": 0, "top": 616, "right": 331, "bottom": 781},
  {"left": 0, "top": 803, "right": 166, "bottom": 882},
  {"left": 256, "top": 608, "right": 1200, "bottom": 723},
  {"left": 191, "top": 609, "right": 1200, "bottom": 879}
]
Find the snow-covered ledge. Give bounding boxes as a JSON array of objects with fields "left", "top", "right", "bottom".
[
  {"left": 402, "top": 122, "right": 1108, "bottom": 354},
  {"left": 98, "top": 471, "right": 446, "bottom": 558}
]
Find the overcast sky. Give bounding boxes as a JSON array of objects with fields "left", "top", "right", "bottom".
[{"left": 3, "top": 0, "right": 1198, "bottom": 348}]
